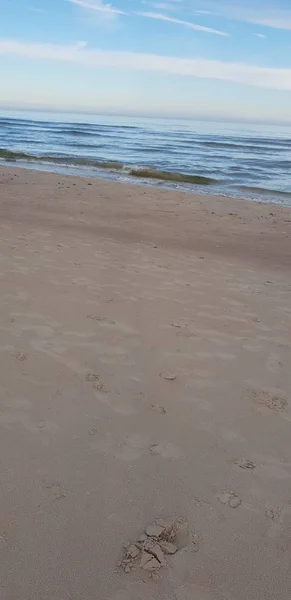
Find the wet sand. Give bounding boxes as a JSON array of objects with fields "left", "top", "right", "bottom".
[{"left": 0, "top": 167, "right": 291, "bottom": 600}]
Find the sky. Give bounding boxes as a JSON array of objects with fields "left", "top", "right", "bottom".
[{"left": 1, "top": 0, "right": 291, "bottom": 123}]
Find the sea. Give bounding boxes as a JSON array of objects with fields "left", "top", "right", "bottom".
[{"left": 0, "top": 109, "right": 291, "bottom": 206}]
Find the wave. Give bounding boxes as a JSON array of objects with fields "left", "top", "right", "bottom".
[
  {"left": 53, "top": 129, "right": 101, "bottom": 137},
  {"left": 128, "top": 168, "right": 214, "bottom": 185},
  {"left": 238, "top": 185, "right": 291, "bottom": 197},
  {"left": 0, "top": 148, "right": 215, "bottom": 185},
  {"left": 0, "top": 148, "right": 123, "bottom": 168}
]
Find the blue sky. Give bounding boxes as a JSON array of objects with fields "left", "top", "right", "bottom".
[{"left": 1, "top": 0, "right": 291, "bottom": 122}]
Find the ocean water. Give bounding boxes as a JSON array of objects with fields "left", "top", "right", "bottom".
[{"left": 0, "top": 109, "right": 291, "bottom": 205}]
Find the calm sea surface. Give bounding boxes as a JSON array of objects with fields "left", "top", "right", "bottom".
[{"left": 0, "top": 109, "right": 291, "bottom": 205}]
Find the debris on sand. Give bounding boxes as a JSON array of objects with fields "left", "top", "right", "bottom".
[
  {"left": 235, "top": 458, "right": 256, "bottom": 470},
  {"left": 86, "top": 373, "right": 100, "bottom": 382},
  {"left": 159, "top": 371, "right": 177, "bottom": 381},
  {"left": 15, "top": 351, "right": 27, "bottom": 361},
  {"left": 151, "top": 404, "right": 167, "bottom": 414},
  {"left": 120, "top": 518, "right": 197, "bottom": 575}
]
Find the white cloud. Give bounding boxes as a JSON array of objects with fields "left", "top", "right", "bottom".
[
  {"left": 136, "top": 12, "right": 229, "bottom": 35},
  {"left": 67, "top": 0, "right": 126, "bottom": 15},
  {"left": 1, "top": 39, "right": 291, "bottom": 90},
  {"left": 255, "top": 33, "right": 267, "bottom": 38}
]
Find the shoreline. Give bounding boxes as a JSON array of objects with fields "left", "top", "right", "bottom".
[
  {"left": 1, "top": 165, "right": 290, "bottom": 269},
  {"left": 0, "top": 160, "right": 290, "bottom": 208},
  {"left": 1, "top": 165, "right": 291, "bottom": 600}
]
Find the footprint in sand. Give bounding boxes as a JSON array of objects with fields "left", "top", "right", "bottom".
[
  {"left": 265, "top": 505, "right": 282, "bottom": 524},
  {"left": 234, "top": 458, "right": 256, "bottom": 470},
  {"left": 15, "top": 351, "right": 28, "bottom": 361},
  {"left": 149, "top": 443, "right": 183, "bottom": 459},
  {"left": 88, "top": 426, "right": 98, "bottom": 436},
  {"left": 86, "top": 373, "right": 100, "bottom": 383},
  {"left": 45, "top": 483, "right": 67, "bottom": 500},
  {"left": 250, "top": 389, "right": 288, "bottom": 411},
  {"left": 92, "top": 381, "right": 108, "bottom": 393},
  {"left": 87, "top": 315, "right": 115, "bottom": 325},
  {"left": 218, "top": 491, "right": 242, "bottom": 508},
  {"left": 150, "top": 404, "right": 167, "bottom": 414}
]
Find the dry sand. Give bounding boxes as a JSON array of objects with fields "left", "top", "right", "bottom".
[{"left": 0, "top": 166, "right": 291, "bottom": 600}]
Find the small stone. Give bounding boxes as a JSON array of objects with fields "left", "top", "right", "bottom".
[
  {"left": 160, "top": 371, "right": 177, "bottom": 381},
  {"left": 159, "top": 541, "right": 177, "bottom": 555},
  {"left": 145, "top": 524, "right": 164, "bottom": 538}
]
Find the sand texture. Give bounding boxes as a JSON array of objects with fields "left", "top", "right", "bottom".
[{"left": 0, "top": 167, "right": 291, "bottom": 600}]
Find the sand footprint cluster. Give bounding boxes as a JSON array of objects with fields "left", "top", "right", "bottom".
[{"left": 120, "top": 517, "right": 199, "bottom": 575}]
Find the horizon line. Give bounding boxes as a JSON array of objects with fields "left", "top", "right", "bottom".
[{"left": 0, "top": 104, "right": 291, "bottom": 127}]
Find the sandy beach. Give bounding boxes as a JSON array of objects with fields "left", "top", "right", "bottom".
[{"left": 0, "top": 166, "right": 291, "bottom": 600}]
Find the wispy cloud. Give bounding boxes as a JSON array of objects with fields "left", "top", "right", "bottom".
[
  {"left": 67, "top": 0, "right": 228, "bottom": 34},
  {"left": 67, "top": 0, "right": 126, "bottom": 15},
  {"left": 194, "top": 1, "right": 291, "bottom": 31},
  {"left": 255, "top": 33, "right": 267, "bottom": 39},
  {"left": 151, "top": 3, "right": 177, "bottom": 10},
  {"left": 136, "top": 12, "right": 229, "bottom": 36},
  {"left": 28, "top": 6, "right": 47, "bottom": 13},
  {"left": 1, "top": 39, "right": 291, "bottom": 90}
]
